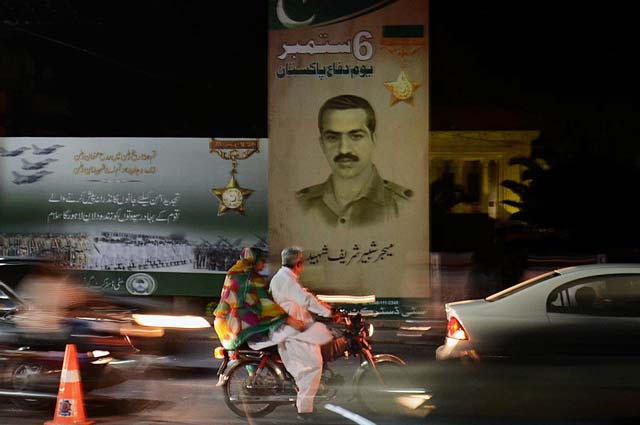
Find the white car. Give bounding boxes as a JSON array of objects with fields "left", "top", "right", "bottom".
[{"left": 436, "top": 263, "right": 640, "bottom": 362}]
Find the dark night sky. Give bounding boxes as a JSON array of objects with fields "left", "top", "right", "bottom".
[
  {"left": 430, "top": 3, "right": 636, "bottom": 110},
  {"left": 2, "top": 1, "right": 638, "bottom": 255},
  {"left": 1, "top": 1, "right": 637, "bottom": 137}
]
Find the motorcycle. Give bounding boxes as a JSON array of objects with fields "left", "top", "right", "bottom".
[{"left": 214, "top": 309, "right": 412, "bottom": 418}]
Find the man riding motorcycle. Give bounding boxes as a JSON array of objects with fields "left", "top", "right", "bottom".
[
  {"left": 248, "top": 246, "right": 336, "bottom": 422},
  {"left": 212, "top": 245, "right": 345, "bottom": 421}
]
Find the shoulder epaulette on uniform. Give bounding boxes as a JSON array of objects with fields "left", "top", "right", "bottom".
[
  {"left": 296, "top": 183, "right": 325, "bottom": 200},
  {"left": 383, "top": 180, "right": 413, "bottom": 200}
]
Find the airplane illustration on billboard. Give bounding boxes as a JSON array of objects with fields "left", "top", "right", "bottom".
[
  {"left": 0, "top": 146, "right": 31, "bottom": 157},
  {"left": 11, "top": 170, "right": 54, "bottom": 185},
  {"left": 21, "top": 158, "right": 58, "bottom": 170},
  {"left": 31, "top": 144, "right": 65, "bottom": 155}
]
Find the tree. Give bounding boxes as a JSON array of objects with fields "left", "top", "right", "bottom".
[{"left": 501, "top": 105, "right": 640, "bottom": 254}]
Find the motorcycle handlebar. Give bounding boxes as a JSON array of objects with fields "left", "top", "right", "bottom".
[
  {"left": 313, "top": 311, "right": 348, "bottom": 324},
  {"left": 315, "top": 314, "right": 338, "bottom": 324}
]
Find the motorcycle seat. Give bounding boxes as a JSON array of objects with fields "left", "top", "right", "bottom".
[{"left": 233, "top": 343, "right": 282, "bottom": 363}]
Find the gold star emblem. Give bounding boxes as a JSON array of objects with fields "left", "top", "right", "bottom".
[
  {"left": 211, "top": 174, "right": 254, "bottom": 215},
  {"left": 383, "top": 70, "right": 421, "bottom": 106}
]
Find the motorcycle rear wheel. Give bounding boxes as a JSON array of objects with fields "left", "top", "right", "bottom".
[{"left": 223, "top": 360, "right": 280, "bottom": 418}]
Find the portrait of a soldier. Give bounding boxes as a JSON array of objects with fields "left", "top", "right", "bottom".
[{"left": 296, "top": 94, "right": 413, "bottom": 227}]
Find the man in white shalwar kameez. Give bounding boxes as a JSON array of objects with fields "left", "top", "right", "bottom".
[{"left": 249, "top": 246, "right": 333, "bottom": 420}]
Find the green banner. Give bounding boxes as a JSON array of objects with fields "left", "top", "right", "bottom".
[{"left": 0, "top": 137, "right": 269, "bottom": 297}]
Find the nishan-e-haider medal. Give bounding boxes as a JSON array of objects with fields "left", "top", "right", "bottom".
[
  {"left": 381, "top": 25, "right": 426, "bottom": 106},
  {"left": 210, "top": 138, "right": 259, "bottom": 215}
]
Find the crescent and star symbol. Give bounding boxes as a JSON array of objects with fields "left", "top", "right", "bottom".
[
  {"left": 384, "top": 70, "right": 421, "bottom": 106},
  {"left": 212, "top": 174, "right": 254, "bottom": 215}
]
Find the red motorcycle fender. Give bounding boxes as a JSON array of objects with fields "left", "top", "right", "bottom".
[{"left": 352, "top": 353, "right": 406, "bottom": 388}]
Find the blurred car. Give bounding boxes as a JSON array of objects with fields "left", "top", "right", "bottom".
[
  {"left": 436, "top": 263, "right": 640, "bottom": 361},
  {"left": 0, "top": 276, "right": 136, "bottom": 408},
  {"left": 0, "top": 257, "right": 213, "bottom": 407}
]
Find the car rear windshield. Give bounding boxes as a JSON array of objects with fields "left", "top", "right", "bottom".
[{"left": 485, "top": 271, "right": 560, "bottom": 302}]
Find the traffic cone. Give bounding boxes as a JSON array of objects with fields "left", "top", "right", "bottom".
[{"left": 44, "top": 344, "right": 94, "bottom": 425}]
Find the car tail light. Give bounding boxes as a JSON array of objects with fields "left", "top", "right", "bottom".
[
  {"left": 214, "top": 346, "right": 226, "bottom": 359},
  {"left": 446, "top": 317, "right": 468, "bottom": 340}
]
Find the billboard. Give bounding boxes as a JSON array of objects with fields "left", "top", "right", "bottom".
[
  {"left": 0, "top": 137, "right": 269, "bottom": 296},
  {"left": 268, "top": 0, "right": 430, "bottom": 302}
]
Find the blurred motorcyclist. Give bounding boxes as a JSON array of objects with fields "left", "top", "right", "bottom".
[{"left": 12, "top": 262, "right": 105, "bottom": 338}]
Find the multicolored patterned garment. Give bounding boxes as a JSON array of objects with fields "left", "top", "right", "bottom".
[{"left": 213, "top": 248, "right": 288, "bottom": 350}]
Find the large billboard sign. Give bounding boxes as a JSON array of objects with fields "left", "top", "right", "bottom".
[
  {"left": 268, "top": 0, "right": 430, "bottom": 304},
  {"left": 0, "top": 137, "right": 269, "bottom": 296}
]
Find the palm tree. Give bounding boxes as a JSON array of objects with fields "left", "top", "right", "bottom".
[{"left": 500, "top": 112, "right": 640, "bottom": 254}]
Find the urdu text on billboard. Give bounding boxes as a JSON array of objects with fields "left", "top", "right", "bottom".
[
  {"left": 268, "top": 0, "right": 430, "bottom": 311},
  {"left": 0, "top": 137, "right": 268, "bottom": 297}
]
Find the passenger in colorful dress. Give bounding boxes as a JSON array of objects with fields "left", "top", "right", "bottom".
[{"left": 213, "top": 246, "right": 303, "bottom": 350}]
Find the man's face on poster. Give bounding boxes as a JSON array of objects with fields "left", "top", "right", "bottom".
[{"left": 319, "top": 108, "right": 376, "bottom": 180}]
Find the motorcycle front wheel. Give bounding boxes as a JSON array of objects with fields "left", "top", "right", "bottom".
[
  {"left": 355, "top": 356, "right": 408, "bottom": 416},
  {"left": 223, "top": 360, "right": 280, "bottom": 418}
]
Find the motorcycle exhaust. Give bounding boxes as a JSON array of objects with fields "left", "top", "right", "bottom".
[
  {"left": 228, "top": 395, "right": 297, "bottom": 403},
  {"left": 227, "top": 393, "right": 339, "bottom": 404}
]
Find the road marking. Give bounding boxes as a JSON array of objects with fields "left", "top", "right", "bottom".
[{"left": 324, "top": 403, "right": 377, "bottom": 425}]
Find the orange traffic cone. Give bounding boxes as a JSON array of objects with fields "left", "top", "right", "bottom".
[{"left": 44, "top": 344, "right": 94, "bottom": 425}]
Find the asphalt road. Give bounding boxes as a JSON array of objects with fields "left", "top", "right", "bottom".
[
  {"left": 0, "top": 341, "right": 433, "bottom": 425},
  {"left": 1, "top": 341, "right": 639, "bottom": 425}
]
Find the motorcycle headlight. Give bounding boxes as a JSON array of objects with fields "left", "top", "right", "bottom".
[
  {"left": 132, "top": 314, "right": 211, "bottom": 329},
  {"left": 366, "top": 323, "right": 375, "bottom": 338}
]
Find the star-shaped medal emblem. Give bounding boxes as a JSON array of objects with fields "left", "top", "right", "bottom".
[
  {"left": 383, "top": 70, "right": 421, "bottom": 106},
  {"left": 211, "top": 174, "right": 254, "bottom": 215}
]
